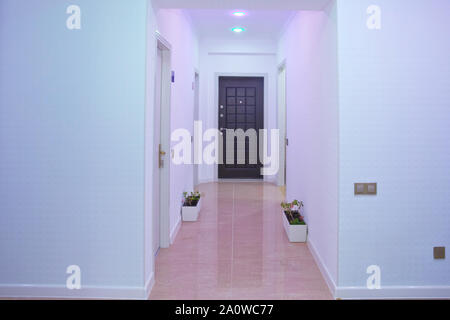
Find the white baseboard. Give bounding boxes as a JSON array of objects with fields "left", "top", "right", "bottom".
[
  {"left": 170, "top": 215, "right": 181, "bottom": 245},
  {"left": 264, "top": 175, "right": 277, "bottom": 184},
  {"left": 307, "top": 240, "right": 450, "bottom": 300},
  {"left": 197, "top": 178, "right": 216, "bottom": 185},
  {"left": 198, "top": 177, "right": 277, "bottom": 185},
  {"left": 0, "top": 279, "right": 154, "bottom": 300},
  {"left": 217, "top": 179, "right": 265, "bottom": 183},
  {"left": 335, "top": 285, "right": 450, "bottom": 300},
  {"left": 145, "top": 272, "right": 155, "bottom": 299},
  {"left": 307, "top": 239, "right": 337, "bottom": 299}
]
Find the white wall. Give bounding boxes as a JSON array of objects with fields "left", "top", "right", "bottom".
[
  {"left": 144, "top": 0, "right": 158, "bottom": 297},
  {"left": 0, "top": 0, "right": 150, "bottom": 298},
  {"left": 277, "top": 2, "right": 339, "bottom": 291},
  {"left": 336, "top": 0, "right": 450, "bottom": 297},
  {"left": 198, "top": 38, "right": 278, "bottom": 183},
  {"left": 156, "top": 9, "right": 199, "bottom": 241}
]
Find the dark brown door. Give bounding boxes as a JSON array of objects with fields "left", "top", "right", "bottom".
[{"left": 218, "top": 77, "right": 264, "bottom": 179}]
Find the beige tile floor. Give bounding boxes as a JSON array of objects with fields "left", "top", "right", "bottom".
[{"left": 149, "top": 182, "right": 333, "bottom": 300}]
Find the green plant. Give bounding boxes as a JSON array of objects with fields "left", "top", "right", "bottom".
[
  {"left": 281, "top": 200, "right": 305, "bottom": 225},
  {"left": 183, "top": 191, "right": 201, "bottom": 207}
]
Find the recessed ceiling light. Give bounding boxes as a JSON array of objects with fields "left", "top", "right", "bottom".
[
  {"left": 231, "top": 27, "right": 245, "bottom": 33},
  {"left": 233, "top": 11, "right": 246, "bottom": 17}
]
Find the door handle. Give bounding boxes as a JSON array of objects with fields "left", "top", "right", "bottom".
[{"left": 159, "top": 144, "right": 166, "bottom": 168}]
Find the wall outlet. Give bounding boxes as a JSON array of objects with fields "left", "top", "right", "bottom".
[{"left": 434, "top": 247, "right": 445, "bottom": 259}]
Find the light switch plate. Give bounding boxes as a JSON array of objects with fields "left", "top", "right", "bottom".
[
  {"left": 367, "top": 183, "right": 377, "bottom": 195},
  {"left": 354, "top": 183, "right": 377, "bottom": 195},
  {"left": 434, "top": 247, "right": 445, "bottom": 259},
  {"left": 355, "top": 183, "right": 365, "bottom": 194}
]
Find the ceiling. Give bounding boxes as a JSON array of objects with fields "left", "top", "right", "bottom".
[
  {"left": 185, "top": 9, "right": 295, "bottom": 41},
  {"left": 153, "top": 0, "right": 331, "bottom": 41},
  {"left": 153, "top": 0, "right": 331, "bottom": 10}
]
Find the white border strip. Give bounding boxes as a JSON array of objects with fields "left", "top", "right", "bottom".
[
  {"left": 308, "top": 239, "right": 450, "bottom": 300},
  {"left": 145, "top": 272, "right": 155, "bottom": 299},
  {"left": 0, "top": 272, "right": 156, "bottom": 300},
  {"left": 307, "top": 240, "right": 337, "bottom": 299},
  {"left": 208, "top": 52, "right": 276, "bottom": 56},
  {"left": 335, "top": 286, "right": 450, "bottom": 300},
  {"left": 0, "top": 283, "right": 152, "bottom": 300},
  {"left": 170, "top": 215, "right": 182, "bottom": 245}
]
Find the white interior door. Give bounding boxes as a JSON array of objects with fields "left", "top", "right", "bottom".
[
  {"left": 277, "top": 66, "right": 287, "bottom": 186},
  {"left": 153, "top": 48, "right": 163, "bottom": 256},
  {"left": 193, "top": 73, "right": 200, "bottom": 187}
]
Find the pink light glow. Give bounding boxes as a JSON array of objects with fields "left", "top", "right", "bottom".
[{"left": 232, "top": 11, "right": 247, "bottom": 17}]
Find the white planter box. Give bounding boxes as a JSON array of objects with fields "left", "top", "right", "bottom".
[
  {"left": 182, "top": 197, "right": 202, "bottom": 222},
  {"left": 282, "top": 211, "right": 308, "bottom": 242}
]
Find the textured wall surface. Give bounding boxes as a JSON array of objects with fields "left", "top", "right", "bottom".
[
  {"left": 277, "top": 3, "right": 339, "bottom": 285},
  {"left": 0, "top": 0, "right": 148, "bottom": 289},
  {"left": 337, "top": 0, "right": 450, "bottom": 287},
  {"left": 156, "top": 9, "right": 199, "bottom": 240}
]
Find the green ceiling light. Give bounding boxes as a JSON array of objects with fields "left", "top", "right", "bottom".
[{"left": 232, "top": 27, "right": 245, "bottom": 33}]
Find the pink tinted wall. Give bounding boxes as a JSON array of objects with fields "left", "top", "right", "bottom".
[
  {"left": 277, "top": 2, "right": 339, "bottom": 290},
  {"left": 156, "top": 9, "right": 199, "bottom": 240}
]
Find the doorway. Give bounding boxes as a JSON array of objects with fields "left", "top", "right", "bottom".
[
  {"left": 218, "top": 76, "right": 264, "bottom": 179},
  {"left": 277, "top": 63, "right": 287, "bottom": 187},
  {"left": 193, "top": 71, "right": 200, "bottom": 187},
  {"left": 153, "top": 34, "right": 172, "bottom": 256}
]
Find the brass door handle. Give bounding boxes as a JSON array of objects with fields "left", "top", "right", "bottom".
[{"left": 159, "top": 144, "right": 166, "bottom": 168}]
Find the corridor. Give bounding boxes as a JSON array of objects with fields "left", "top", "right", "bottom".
[{"left": 149, "top": 182, "right": 332, "bottom": 300}]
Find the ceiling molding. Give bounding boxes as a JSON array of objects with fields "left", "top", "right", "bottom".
[
  {"left": 153, "top": 0, "right": 331, "bottom": 11},
  {"left": 208, "top": 52, "right": 276, "bottom": 56}
]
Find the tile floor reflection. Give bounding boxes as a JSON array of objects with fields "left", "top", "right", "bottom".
[{"left": 149, "top": 182, "right": 333, "bottom": 300}]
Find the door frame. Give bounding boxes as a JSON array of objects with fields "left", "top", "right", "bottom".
[
  {"left": 193, "top": 70, "right": 200, "bottom": 188},
  {"left": 155, "top": 32, "right": 172, "bottom": 249},
  {"left": 213, "top": 73, "right": 269, "bottom": 182},
  {"left": 277, "top": 61, "right": 287, "bottom": 187}
]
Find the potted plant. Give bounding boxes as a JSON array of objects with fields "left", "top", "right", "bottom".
[
  {"left": 182, "top": 191, "right": 202, "bottom": 221},
  {"left": 281, "top": 200, "right": 307, "bottom": 242}
]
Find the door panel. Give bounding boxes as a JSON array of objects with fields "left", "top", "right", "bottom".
[
  {"left": 193, "top": 73, "right": 200, "bottom": 187},
  {"left": 277, "top": 66, "right": 287, "bottom": 186},
  {"left": 218, "top": 77, "right": 264, "bottom": 179},
  {"left": 153, "top": 48, "right": 162, "bottom": 256}
]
